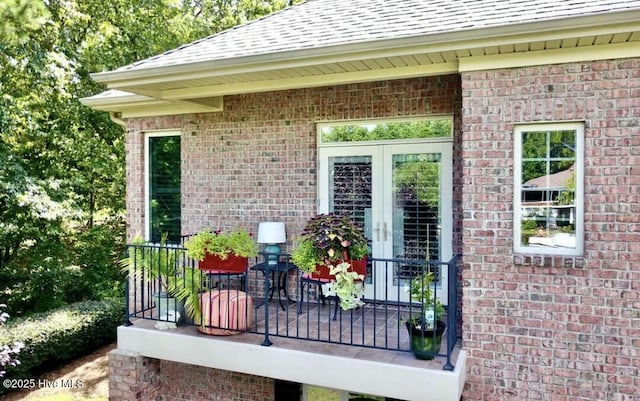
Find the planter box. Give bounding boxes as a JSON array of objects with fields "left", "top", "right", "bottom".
[
  {"left": 198, "top": 253, "right": 248, "bottom": 273},
  {"left": 311, "top": 257, "right": 367, "bottom": 280}
]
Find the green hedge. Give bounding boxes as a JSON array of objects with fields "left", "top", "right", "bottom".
[{"left": 0, "top": 298, "right": 124, "bottom": 391}]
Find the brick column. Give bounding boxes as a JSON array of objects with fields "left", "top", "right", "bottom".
[{"left": 109, "top": 349, "right": 160, "bottom": 401}]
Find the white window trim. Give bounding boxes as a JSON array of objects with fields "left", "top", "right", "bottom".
[
  {"left": 513, "top": 122, "right": 584, "bottom": 256},
  {"left": 144, "top": 130, "right": 181, "bottom": 242}
]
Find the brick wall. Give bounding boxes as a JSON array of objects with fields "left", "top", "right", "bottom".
[
  {"left": 109, "top": 351, "right": 273, "bottom": 401},
  {"left": 109, "top": 349, "right": 160, "bottom": 400},
  {"left": 123, "top": 76, "right": 462, "bottom": 244},
  {"left": 119, "top": 75, "right": 463, "bottom": 400},
  {"left": 159, "top": 360, "right": 274, "bottom": 401},
  {"left": 460, "top": 58, "right": 640, "bottom": 400}
]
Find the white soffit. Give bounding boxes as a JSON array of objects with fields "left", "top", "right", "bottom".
[{"left": 80, "top": 89, "right": 223, "bottom": 118}]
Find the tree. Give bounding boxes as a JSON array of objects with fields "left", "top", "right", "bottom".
[{"left": 0, "top": 0, "right": 301, "bottom": 308}]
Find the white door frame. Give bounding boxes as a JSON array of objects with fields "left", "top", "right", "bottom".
[{"left": 318, "top": 140, "right": 452, "bottom": 304}]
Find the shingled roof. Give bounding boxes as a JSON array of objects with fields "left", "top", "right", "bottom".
[
  {"left": 84, "top": 0, "right": 640, "bottom": 117},
  {"left": 110, "top": 0, "right": 640, "bottom": 74}
]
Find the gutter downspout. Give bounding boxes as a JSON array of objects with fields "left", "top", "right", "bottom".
[{"left": 109, "top": 111, "right": 126, "bottom": 128}]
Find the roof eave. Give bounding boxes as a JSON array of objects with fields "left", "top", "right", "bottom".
[
  {"left": 80, "top": 90, "right": 223, "bottom": 117},
  {"left": 90, "top": 9, "right": 640, "bottom": 87}
]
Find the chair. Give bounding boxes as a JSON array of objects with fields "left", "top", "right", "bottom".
[
  {"left": 203, "top": 267, "right": 248, "bottom": 292},
  {"left": 297, "top": 259, "right": 367, "bottom": 320},
  {"left": 298, "top": 273, "right": 340, "bottom": 320}
]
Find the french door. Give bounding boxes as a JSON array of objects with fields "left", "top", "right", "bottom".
[{"left": 318, "top": 142, "right": 452, "bottom": 304}]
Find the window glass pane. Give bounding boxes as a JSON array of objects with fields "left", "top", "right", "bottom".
[
  {"left": 549, "top": 130, "right": 575, "bottom": 158},
  {"left": 149, "top": 135, "right": 181, "bottom": 243},
  {"left": 518, "top": 127, "right": 578, "bottom": 252},
  {"left": 521, "top": 131, "right": 547, "bottom": 158},
  {"left": 321, "top": 119, "right": 451, "bottom": 143},
  {"left": 522, "top": 160, "right": 546, "bottom": 185}
]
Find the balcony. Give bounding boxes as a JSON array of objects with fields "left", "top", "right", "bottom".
[{"left": 118, "top": 244, "right": 466, "bottom": 401}]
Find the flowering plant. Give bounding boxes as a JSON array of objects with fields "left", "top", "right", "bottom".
[
  {"left": 0, "top": 304, "right": 23, "bottom": 377},
  {"left": 291, "top": 213, "right": 368, "bottom": 274}
]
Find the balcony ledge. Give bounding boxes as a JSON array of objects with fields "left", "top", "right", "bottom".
[{"left": 116, "top": 322, "right": 466, "bottom": 401}]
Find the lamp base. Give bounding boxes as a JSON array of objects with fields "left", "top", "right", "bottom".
[{"left": 264, "top": 244, "right": 281, "bottom": 265}]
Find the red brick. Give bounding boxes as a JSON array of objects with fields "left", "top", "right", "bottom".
[{"left": 461, "top": 58, "right": 639, "bottom": 401}]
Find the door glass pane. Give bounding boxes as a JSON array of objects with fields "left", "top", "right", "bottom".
[
  {"left": 149, "top": 136, "right": 181, "bottom": 243},
  {"left": 392, "top": 153, "right": 441, "bottom": 285},
  {"left": 329, "top": 156, "right": 372, "bottom": 281}
]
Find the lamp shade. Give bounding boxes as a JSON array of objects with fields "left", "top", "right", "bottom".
[{"left": 257, "top": 222, "right": 286, "bottom": 244}]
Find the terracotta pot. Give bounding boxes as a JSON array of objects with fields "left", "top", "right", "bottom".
[
  {"left": 198, "top": 253, "right": 248, "bottom": 273},
  {"left": 311, "top": 257, "right": 367, "bottom": 280}
]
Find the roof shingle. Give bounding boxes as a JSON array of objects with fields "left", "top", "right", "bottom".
[{"left": 112, "top": 0, "right": 640, "bottom": 73}]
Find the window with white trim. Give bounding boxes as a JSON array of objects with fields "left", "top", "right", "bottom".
[
  {"left": 145, "top": 132, "right": 181, "bottom": 243},
  {"left": 514, "top": 123, "right": 584, "bottom": 256}
]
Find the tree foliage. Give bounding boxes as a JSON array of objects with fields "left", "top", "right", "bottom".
[
  {"left": 0, "top": 0, "right": 299, "bottom": 313},
  {"left": 322, "top": 120, "right": 451, "bottom": 142}
]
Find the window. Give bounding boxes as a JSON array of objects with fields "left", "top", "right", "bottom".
[
  {"left": 145, "top": 132, "right": 181, "bottom": 243},
  {"left": 514, "top": 122, "right": 583, "bottom": 256},
  {"left": 319, "top": 117, "right": 452, "bottom": 144}
]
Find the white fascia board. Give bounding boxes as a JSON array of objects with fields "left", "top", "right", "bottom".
[
  {"left": 459, "top": 40, "right": 640, "bottom": 72},
  {"left": 90, "top": 10, "right": 640, "bottom": 88}
]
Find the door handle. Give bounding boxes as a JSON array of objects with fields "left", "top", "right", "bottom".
[
  {"left": 383, "top": 222, "right": 389, "bottom": 241},
  {"left": 373, "top": 222, "right": 380, "bottom": 241}
]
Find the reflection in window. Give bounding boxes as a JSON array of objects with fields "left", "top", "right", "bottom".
[
  {"left": 392, "top": 153, "right": 441, "bottom": 283},
  {"left": 514, "top": 123, "right": 583, "bottom": 255},
  {"left": 329, "top": 156, "right": 373, "bottom": 282},
  {"left": 321, "top": 118, "right": 451, "bottom": 143},
  {"left": 147, "top": 134, "right": 181, "bottom": 243}
]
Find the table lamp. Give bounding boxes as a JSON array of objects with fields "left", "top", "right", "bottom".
[{"left": 257, "top": 222, "right": 286, "bottom": 265}]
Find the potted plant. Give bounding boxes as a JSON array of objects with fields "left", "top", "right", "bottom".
[
  {"left": 120, "top": 233, "right": 185, "bottom": 327},
  {"left": 176, "top": 228, "right": 258, "bottom": 327},
  {"left": 404, "top": 271, "right": 446, "bottom": 360},
  {"left": 291, "top": 213, "right": 369, "bottom": 310},
  {"left": 184, "top": 228, "right": 258, "bottom": 272}
]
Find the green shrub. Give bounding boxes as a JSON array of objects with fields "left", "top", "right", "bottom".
[
  {"left": 0, "top": 298, "right": 124, "bottom": 392},
  {"left": 0, "top": 220, "right": 125, "bottom": 316},
  {"left": 521, "top": 219, "right": 539, "bottom": 231}
]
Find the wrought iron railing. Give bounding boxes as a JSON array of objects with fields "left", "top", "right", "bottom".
[{"left": 122, "top": 243, "right": 461, "bottom": 370}]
